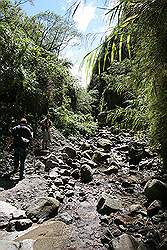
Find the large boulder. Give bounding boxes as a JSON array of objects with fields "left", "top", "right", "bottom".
[
  {"left": 92, "top": 150, "right": 110, "bottom": 163},
  {"left": 15, "top": 221, "right": 72, "bottom": 250},
  {"left": 45, "top": 159, "right": 59, "bottom": 172},
  {"left": 80, "top": 164, "right": 93, "bottom": 183},
  {"left": 48, "top": 167, "right": 59, "bottom": 179},
  {"left": 111, "top": 234, "right": 139, "bottom": 250},
  {"left": 62, "top": 146, "right": 77, "bottom": 158},
  {"left": 0, "top": 201, "right": 25, "bottom": 228},
  {"left": 128, "top": 142, "right": 145, "bottom": 165},
  {"left": 81, "top": 142, "right": 91, "bottom": 151},
  {"left": 26, "top": 197, "right": 60, "bottom": 221},
  {"left": 144, "top": 179, "right": 167, "bottom": 205},
  {"left": 0, "top": 240, "right": 20, "bottom": 250},
  {"left": 80, "top": 157, "right": 97, "bottom": 168},
  {"left": 97, "top": 193, "right": 122, "bottom": 215},
  {"left": 97, "top": 138, "right": 112, "bottom": 151}
]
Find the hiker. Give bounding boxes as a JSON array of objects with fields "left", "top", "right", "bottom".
[
  {"left": 11, "top": 118, "right": 32, "bottom": 180},
  {"left": 40, "top": 114, "right": 52, "bottom": 149}
]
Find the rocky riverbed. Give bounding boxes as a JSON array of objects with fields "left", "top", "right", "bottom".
[{"left": 0, "top": 127, "right": 167, "bottom": 249}]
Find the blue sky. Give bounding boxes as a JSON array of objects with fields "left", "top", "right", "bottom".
[{"left": 23, "top": 0, "right": 116, "bottom": 86}]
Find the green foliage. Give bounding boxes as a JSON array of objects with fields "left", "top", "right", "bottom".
[
  {"left": 0, "top": 0, "right": 83, "bottom": 134},
  {"left": 52, "top": 106, "right": 97, "bottom": 137},
  {"left": 30, "top": 11, "right": 82, "bottom": 55},
  {"left": 86, "top": 0, "right": 167, "bottom": 169}
]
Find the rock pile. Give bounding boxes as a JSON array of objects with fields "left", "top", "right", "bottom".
[{"left": 0, "top": 127, "right": 166, "bottom": 249}]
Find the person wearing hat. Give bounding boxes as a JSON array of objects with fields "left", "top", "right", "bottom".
[{"left": 11, "top": 118, "right": 32, "bottom": 180}]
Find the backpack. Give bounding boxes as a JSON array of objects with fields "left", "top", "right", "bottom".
[{"left": 13, "top": 125, "right": 31, "bottom": 147}]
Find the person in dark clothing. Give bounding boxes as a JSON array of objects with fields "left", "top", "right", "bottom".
[{"left": 11, "top": 118, "right": 32, "bottom": 180}]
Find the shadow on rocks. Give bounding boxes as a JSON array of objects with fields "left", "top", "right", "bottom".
[{"left": 0, "top": 175, "right": 19, "bottom": 190}]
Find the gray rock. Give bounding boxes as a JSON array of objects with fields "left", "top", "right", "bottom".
[
  {"left": 128, "top": 204, "right": 147, "bottom": 216},
  {"left": 92, "top": 150, "right": 110, "bottom": 163},
  {"left": 59, "top": 169, "right": 71, "bottom": 176},
  {"left": 49, "top": 167, "right": 59, "bottom": 179},
  {"left": 65, "top": 190, "right": 74, "bottom": 197},
  {"left": 68, "top": 180, "right": 75, "bottom": 187},
  {"left": 97, "top": 193, "right": 122, "bottom": 215},
  {"left": 45, "top": 159, "right": 59, "bottom": 172},
  {"left": 12, "top": 209, "right": 26, "bottom": 220},
  {"left": 147, "top": 200, "right": 162, "bottom": 216},
  {"left": 81, "top": 151, "right": 92, "bottom": 159},
  {"left": 81, "top": 142, "right": 91, "bottom": 151},
  {"left": 80, "top": 164, "right": 93, "bottom": 183},
  {"left": 53, "top": 191, "right": 65, "bottom": 202},
  {"left": 58, "top": 212, "right": 73, "bottom": 224},
  {"left": 62, "top": 146, "right": 76, "bottom": 158},
  {"left": 112, "top": 234, "right": 139, "bottom": 250},
  {"left": 54, "top": 178, "right": 64, "bottom": 186},
  {"left": 97, "top": 138, "right": 112, "bottom": 151},
  {"left": 61, "top": 153, "right": 69, "bottom": 161},
  {"left": 0, "top": 201, "right": 18, "bottom": 228},
  {"left": 71, "top": 169, "right": 80, "bottom": 179},
  {"left": 62, "top": 176, "right": 70, "bottom": 184},
  {"left": 103, "top": 166, "right": 119, "bottom": 175},
  {"left": 26, "top": 197, "right": 60, "bottom": 221},
  {"left": 0, "top": 240, "right": 20, "bottom": 250},
  {"left": 80, "top": 158, "right": 97, "bottom": 168},
  {"left": 44, "top": 153, "right": 60, "bottom": 163},
  {"left": 0, "top": 212, "right": 12, "bottom": 228},
  {"left": 15, "top": 221, "right": 71, "bottom": 249},
  {"left": 35, "top": 160, "right": 45, "bottom": 174},
  {"left": 144, "top": 179, "right": 167, "bottom": 205}
]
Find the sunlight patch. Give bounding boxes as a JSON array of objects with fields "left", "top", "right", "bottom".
[{"left": 73, "top": 2, "right": 96, "bottom": 32}]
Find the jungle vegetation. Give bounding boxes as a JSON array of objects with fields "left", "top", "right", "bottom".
[
  {"left": 84, "top": 0, "right": 167, "bottom": 169},
  {"left": 0, "top": 0, "right": 96, "bottom": 136},
  {"left": 1, "top": 0, "right": 167, "bottom": 171}
]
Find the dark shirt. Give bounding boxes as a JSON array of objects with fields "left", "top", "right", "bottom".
[{"left": 11, "top": 124, "right": 32, "bottom": 147}]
